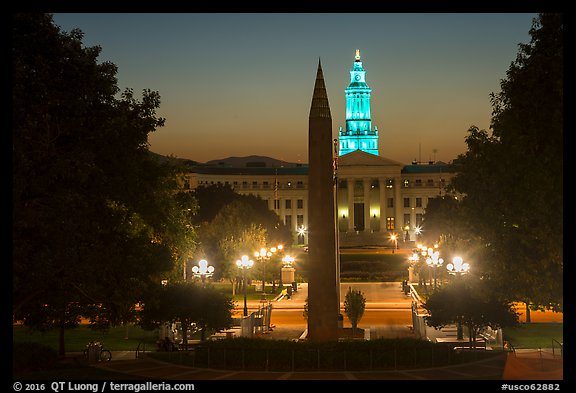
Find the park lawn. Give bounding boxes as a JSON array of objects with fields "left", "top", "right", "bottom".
[
  {"left": 340, "top": 252, "right": 408, "bottom": 282},
  {"left": 503, "top": 322, "right": 563, "bottom": 349},
  {"left": 13, "top": 324, "right": 159, "bottom": 352},
  {"left": 211, "top": 282, "right": 283, "bottom": 302}
]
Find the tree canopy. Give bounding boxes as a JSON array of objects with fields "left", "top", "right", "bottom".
[
  {"left": 423, "top": 277, "right": 519, "bottom": 348},
  {"left": 192, "top": 184, "right": 292, "bottom": 284},
  {"left": 12, "top": 13, "right": 195, "bottom": 353},
  {"left": 139, "top": 283, "right": 234, "bottom": 348},
  {"left": 425, "top": 14, "right": 563, "bottom": 312}
]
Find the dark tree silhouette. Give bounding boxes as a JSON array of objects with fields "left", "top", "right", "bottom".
[
  {"left": 13, "top": 14, "right": 195, "bottom": 355},
  {"left": 139, "top": 283, "right": 234, "bottom": 349},
  {"left": 423, "top": 278, "right": 519, "bottom": 349}
]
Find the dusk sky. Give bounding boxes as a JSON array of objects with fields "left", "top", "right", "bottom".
[{"left": 52, "top": 13, "right": 537, "bottom": 165}]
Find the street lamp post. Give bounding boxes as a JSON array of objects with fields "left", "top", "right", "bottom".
[
  {"left": 407, "top": 251, "right": 420, "bottom": 284},
  {"left": 236, "top": 255, "right": 254, "bottom": 317},
  {"left": 192, "top": 259, "right": 215, "bottom": 283},
  {"left": 390, "top": 234, "right": 398, "bottom": 253},
  {"left": 297, "top": 226, "right": 306, "bottom": 245},
  {"left": 414, "top": 226, "right": 422, "bottom": 242},
  {"left": 254, "top": 246, "right": 282, "bottom": 294},
  {"left": 272, "top": 245, "right": 283, "bottom": 292},
  {"left": 425, "top": 247, "right": 444, "bottom": 290},
  {"left": 446, "top": 256, "right": 470, "bottom": 340},
  {"left": 254, "top": 248, "right": 272, "bottom": 294}
]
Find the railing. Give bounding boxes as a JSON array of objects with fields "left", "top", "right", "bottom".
[
  {"left": 136, "top": 341, "right": 147, "bottom": 359},
  {"left": 504, "top": 340, "right": 516, "bottom": 353},
  {"left": 552, "top": 338, "right": 563, "bottom": 358}
]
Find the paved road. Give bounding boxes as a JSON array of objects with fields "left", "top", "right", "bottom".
[{"left": 261, "top": 282, "right": 414, "bottom": 339}]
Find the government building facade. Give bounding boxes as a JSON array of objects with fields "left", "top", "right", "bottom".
[{"left": 179, "top": 51, "right": 459, "bottom": 247}]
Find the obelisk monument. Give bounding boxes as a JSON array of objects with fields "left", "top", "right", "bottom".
[{"left": 307, "top": 59, "right": 339, "bottom": 342}]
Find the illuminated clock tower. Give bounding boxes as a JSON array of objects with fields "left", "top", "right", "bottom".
[{"left": 338, "top": 50, "right": 379, "bottom": 156}]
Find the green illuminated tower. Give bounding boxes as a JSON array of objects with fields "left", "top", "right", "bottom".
[{"left": 338, "top": 49, "right": 379, "bottom": 156}]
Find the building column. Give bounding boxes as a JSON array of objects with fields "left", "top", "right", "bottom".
[
  {"left": 363, "top": 178, "right": 371, "bottom": 232},
  {"left": 394, "top": 176, "right": 402, "bottom": 232},
  {"left": 279, "top": 197, "right": 285, "bottom": 223},
  {"left": 347, "top": 178, "right": 355, "bottom": 232},
  {"left": 379, "top": 178, "right": 386, "bottom": 232}
]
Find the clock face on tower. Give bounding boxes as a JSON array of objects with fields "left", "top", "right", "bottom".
[{"left": 354, "top": 74, "right": 361, "bottom": 81}]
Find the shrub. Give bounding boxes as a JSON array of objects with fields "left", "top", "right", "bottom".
[{"left": 149, "top": 337, "right": 500, "bottom": 371}]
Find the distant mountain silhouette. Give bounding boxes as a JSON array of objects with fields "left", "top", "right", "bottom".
[
  {"left": 148, "top": 152, "right": 305, "bottom": 168},
  {"left": 147, "top": 151, "right": 199, "bottom": 168},
  {"left": 205, "top": 155, "right": 303, "bottom": 167}
]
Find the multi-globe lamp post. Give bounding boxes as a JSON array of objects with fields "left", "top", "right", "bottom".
[
  {"left": 425, "top": 246, "right": 444, "bottom": 290},
  {"left": 254, "top": 245, "right": 282, "bottom": 294},
  {"left": 446, "top": 256, "right": 470, "bottom": 340},
  {"left": 236, "top": 255, "right": 254, "bottom": 317},
  {"left": 192, "top": 259, "right": 215, "bottom": 283},
  {"left": 446, "top": 256, "right": 469, "bottom": 275}
]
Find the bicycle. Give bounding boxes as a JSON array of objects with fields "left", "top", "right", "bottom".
[{"left": 83, "top": 341, "right": 112, "bottom": 362}]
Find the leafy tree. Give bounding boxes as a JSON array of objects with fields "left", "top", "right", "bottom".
[
  {"left": 344, "top": 287, "right": 366, "bottom": 338},
  {"left": 197, "top": 191, "right": 291, "bottom": 294},
  {"left": 423, "top": 278, "right": 519, "bottom": 349},
  {"left": 444, "top": 14, "right": 563, "bottom": 315},
  {"left": 199, "top": 200, "right": 268, "bottom": 283},
  {"left": 12, "top": 14, "right": 194, "bottom": 354},
  {"left": 192, "top": 184, "right": 292, "bottom": 245},
  {"left": 191, "top": 184, "right": 239, "bottom": 224},
  {"left": 139, "top": 283, "right": 234, "bottom": 349}
]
